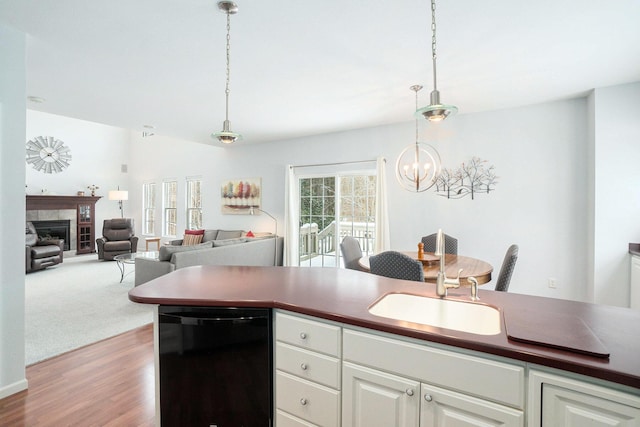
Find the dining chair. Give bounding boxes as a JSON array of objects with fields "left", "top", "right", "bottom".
[
  {"left": 494, "top": 244, "right": 519, "bottom": 292},
  {"left": 369, "top": 251, "right": 425, "bottom": 282},
  {"left": 421, "top": 233, "right": 458, "bottom": 255},
  {"left": 340, "top": 236, "right": 367, "bottom": 272}
]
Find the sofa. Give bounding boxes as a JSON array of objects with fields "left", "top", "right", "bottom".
[
  {"left": 134, "top": 229, "right": 284, "bottom": 286},
  {"left": 25, "top": 221, "right": 64, "bottom": 273}
]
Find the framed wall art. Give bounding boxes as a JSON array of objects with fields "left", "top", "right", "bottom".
[{"left": 221, "top": 178, "right": 261, "bottom": 214}]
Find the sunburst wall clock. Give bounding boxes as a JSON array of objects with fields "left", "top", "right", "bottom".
[{"left": 26, "top": 136, "right": 72, "bottom": 174}]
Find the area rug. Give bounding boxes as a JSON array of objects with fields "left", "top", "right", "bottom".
[{"left": 25, "top": 254, "right": 154, "bottom": 365}]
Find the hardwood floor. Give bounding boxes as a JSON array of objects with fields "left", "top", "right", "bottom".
[{"left": 0, "top": 324, "right": 155, "bottom": 427}]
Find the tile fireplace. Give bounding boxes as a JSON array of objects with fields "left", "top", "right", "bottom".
[{"left": 26, "top": 195, "right": 101, "bottom": 254}]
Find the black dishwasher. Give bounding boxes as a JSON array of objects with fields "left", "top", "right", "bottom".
[{"left": 158, "top": 306, "right": 272, "bottom": 427}]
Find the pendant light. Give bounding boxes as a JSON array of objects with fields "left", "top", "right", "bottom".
[
  {"left": 396, "top": 85, "right": 442, "bottom": 192},
  {"left": 211, "top": 1, "right": 241, "bottom": 144},
  {"left": 415, "top": 0, "right": 457, "bottom": 122}
]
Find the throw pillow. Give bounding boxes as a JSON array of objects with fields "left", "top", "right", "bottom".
[
  {"left": 182, "top": 229, "right": 205, "bottom": 246},
  {"left": 159, "top": 241, "right": 213, "bottom": 261}
]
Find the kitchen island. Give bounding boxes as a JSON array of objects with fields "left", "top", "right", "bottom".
[{"left": 130, "top": 265, "right": 640, "bottom": 426}]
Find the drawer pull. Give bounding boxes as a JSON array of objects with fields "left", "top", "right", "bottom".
[
  {"left": 300, "top": 398, "right": 308, "bottom": 406},
  {"left": 300, "top": 363, "right": 308, "bottom": 371},
  {"left": 406, "top": 388, "right": 414, "bottom": 396},
  {"left": 300, "top": 332, "right": 307, "bottom": 340},
  {"left": 424, "top": 394, "right": 433, "bottom": 402}
]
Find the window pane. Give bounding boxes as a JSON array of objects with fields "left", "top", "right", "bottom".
[
  {"left": 142, "top": 183, "right": 156, "bottom": 235},
  {"left": 163, "top": 181, "right": 177, "bottom": 236},
  {"left": 186, "top": 178, "right": 202, "bottom": 229}
]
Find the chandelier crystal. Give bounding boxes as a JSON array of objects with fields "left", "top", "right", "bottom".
[
  {"left": 212, "top": 1, "right": 242, "bottom": 144},
  {"left": 396, "top": 85, "right": 442, "bottom": 192},
  {"left": 416, "top": 0, "right": 457, "bottom": 122}
]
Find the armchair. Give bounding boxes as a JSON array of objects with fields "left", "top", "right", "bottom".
[
  {"left": 96, "top": 218, "right": 139, "bottom": 261},
  {"left": 26, "top": 221, "right": 64, "bottom": 273}
]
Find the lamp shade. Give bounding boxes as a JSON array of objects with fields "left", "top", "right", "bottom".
[{"left": 108, "top": 190, "right": 129, "bottom": 201}]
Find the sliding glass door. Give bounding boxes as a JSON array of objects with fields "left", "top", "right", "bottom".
[{"left": 297, "top": 172, "right": 376, "bottom": 267}]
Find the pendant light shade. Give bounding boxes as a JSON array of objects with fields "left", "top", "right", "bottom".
[
  {"left": 396, "top": 85, "right": 442, "bottom": 192},
  {"left": 212, "top": 1, "right": 242, "bottom": 144},
  {"left": 416, "top": 0, "right": 457, "bottom": 122}
]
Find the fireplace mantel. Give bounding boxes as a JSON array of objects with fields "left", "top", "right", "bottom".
[
  {"left": 26, "top": 195, "right": 102, "bottom": 254},
  {"left": 26, "top": 195, "right": 102, "bottom": 210}
]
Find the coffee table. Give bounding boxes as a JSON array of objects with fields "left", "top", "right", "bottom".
[{"left": 114, "top": 251, "right": 159, "bottom": 283}]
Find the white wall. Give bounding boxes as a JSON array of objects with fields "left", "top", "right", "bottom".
[
  {"left": 592, "top": 82, "right": 640, "bottom": 306},
  {"left": 0, "top": 23, "right": 28, "bottom": 399},
  {"left": 26, "top": 110, "right": 133, "bottom": 229}
]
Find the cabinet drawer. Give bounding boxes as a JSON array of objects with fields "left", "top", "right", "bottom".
[
  {"left": 276, "top": 342, "right": 341, "bottom": 389},
  {"left": 276, "top": 311, "right": 341, "bottom": 357},
  {"left": 343, "top": 329, "right": 525, "bottom": 409},
  {"left": 276, "top": 371, "right": 340, "bottom": 427},
  {"left": 277, "top": 409, "right": 319, "bottom": 427}
]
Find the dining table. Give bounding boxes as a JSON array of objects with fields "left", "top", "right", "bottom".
[{"left": 358, "top": 251, "right": 493, "bottom": 286}]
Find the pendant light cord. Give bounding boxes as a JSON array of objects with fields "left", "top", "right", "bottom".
[
  {"left": 431, "top": 0, "right": 438, "bottom": 92},
  {"left": 224, "top": 11, "right": 232, "bottom": 122}
]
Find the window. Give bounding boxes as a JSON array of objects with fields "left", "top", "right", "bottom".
[
  {"left": 298, "top": 172, "right": 376, "bottom": 267},
  {"left": 186, "top": 177, "right": 202, "bottom": 230},
  {"left": 142, "top": 182, "right": 156, "bottom": 235},
  {"left": 163, "top": 180, "right": 177, "bottom": 237}
]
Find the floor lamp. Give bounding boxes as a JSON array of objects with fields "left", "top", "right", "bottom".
[
  {"left": 249, "top": 207, "right": 278, "bottom": 266},
  {"left": 108, "top": 187, "right": 129, "bottom": 218}
]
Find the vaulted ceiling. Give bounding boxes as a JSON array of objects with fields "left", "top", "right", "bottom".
[{"left": 2, "top": 0, "right": 639, "bottom": 144}]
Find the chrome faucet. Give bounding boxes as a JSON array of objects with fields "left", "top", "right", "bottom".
[
  {"left": 468, "top": 276, "right": 480, "bottom": 301},
  {"left": 435, "top": 229, "right": 463, "bottom": 298}
]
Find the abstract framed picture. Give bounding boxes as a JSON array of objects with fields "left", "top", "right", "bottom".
[{"left": 221, "top": 178, "right": 261, "bottom": 214}]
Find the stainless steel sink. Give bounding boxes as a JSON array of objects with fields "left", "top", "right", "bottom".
[{"left": 368, "top": 293, "right": 502, "bottom": 335}]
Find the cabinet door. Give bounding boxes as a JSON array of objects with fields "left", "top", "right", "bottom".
[
  {"left": 420, "top": 383, "right": 523, "bottom": 427},
  {"left": 342, "top": 362, "right": 419, "bottom": 427},
  {"left": 542, "top": 384, "right": 640, "bottom": 427}
]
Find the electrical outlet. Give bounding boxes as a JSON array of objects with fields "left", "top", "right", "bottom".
[{"left": 548, "top": 278, "right": 557, "bottom": 289}]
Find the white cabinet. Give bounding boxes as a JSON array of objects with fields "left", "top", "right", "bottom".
[
  {"left": 342, "top": 329, "right": 525, "bottom": 427},
  {"left": 342, "top": 362, "right": 419, "bottom": 427},
  {"left": 275, "top": 311, "right": 342, "bottom": 427},
  {"left": 631, "top": 255, "right": 640, "bottom": 310},
  {"left": 529, "top": 370, "right": 640, "bottom": 427}
]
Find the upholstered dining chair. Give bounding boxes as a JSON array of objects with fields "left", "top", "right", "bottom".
[
  {"left": 340, "top": 236, "right": 367, "bottom": 272},
  {"left": 494, "top": 244, "right": 519, "bottom": 292},
  {"left": 369, "top": 251, "right": 425, "bottom": 282},
  {"left": 421, "top": 233, "right": 458, "bottom": 255}
]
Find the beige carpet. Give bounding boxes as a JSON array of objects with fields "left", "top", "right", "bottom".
[{"left": 25, "top": 254, "right": 154, "bottom": 365}]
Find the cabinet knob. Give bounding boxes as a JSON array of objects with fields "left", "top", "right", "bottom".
[
  {"left": 424, "top": 394, "right": 433, "bottom": 402},
  {"left": 406, "top": 389, "right": 414, "bottom": 396},
  {"left": 300, "top": 398, "right": 308, "bottom": 406},
  {"left": 300, "top": 363, "right": 308, "bottom": 371},
  {"left": 300, "top": 332, "right": 307, "bottom": 340}
]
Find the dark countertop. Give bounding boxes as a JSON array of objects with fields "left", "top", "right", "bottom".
[
  {"left": 129, "top": 266, "right": 640, "bottom": 390},
  {"left": 630, "top": 243, "right": 640, "bottom": 256}
]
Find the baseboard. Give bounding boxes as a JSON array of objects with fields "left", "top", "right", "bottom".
[{"left": 0, "top": 378, "right": 28, "bottom": 400}]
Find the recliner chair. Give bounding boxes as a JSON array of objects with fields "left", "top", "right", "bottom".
[
  {"left": 26, "top": 221, "right": 64, "bottom": 273},
  {"left": 96, "top": 218, "right": 138, "bottom": 260}
]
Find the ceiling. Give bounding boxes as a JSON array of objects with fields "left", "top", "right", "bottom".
[{"left": 2, "top": 0, "right": 639, "bottom": 145}]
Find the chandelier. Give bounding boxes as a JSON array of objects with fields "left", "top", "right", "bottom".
[
  {"left": 211, "top": 1, "right": 242, "bottom": 144},
  {"left": 415, "top": 0, "right": 457, "bottom": 122},
  {"left": 395, "top": 85, "right": 442, "bottom": 192}
]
